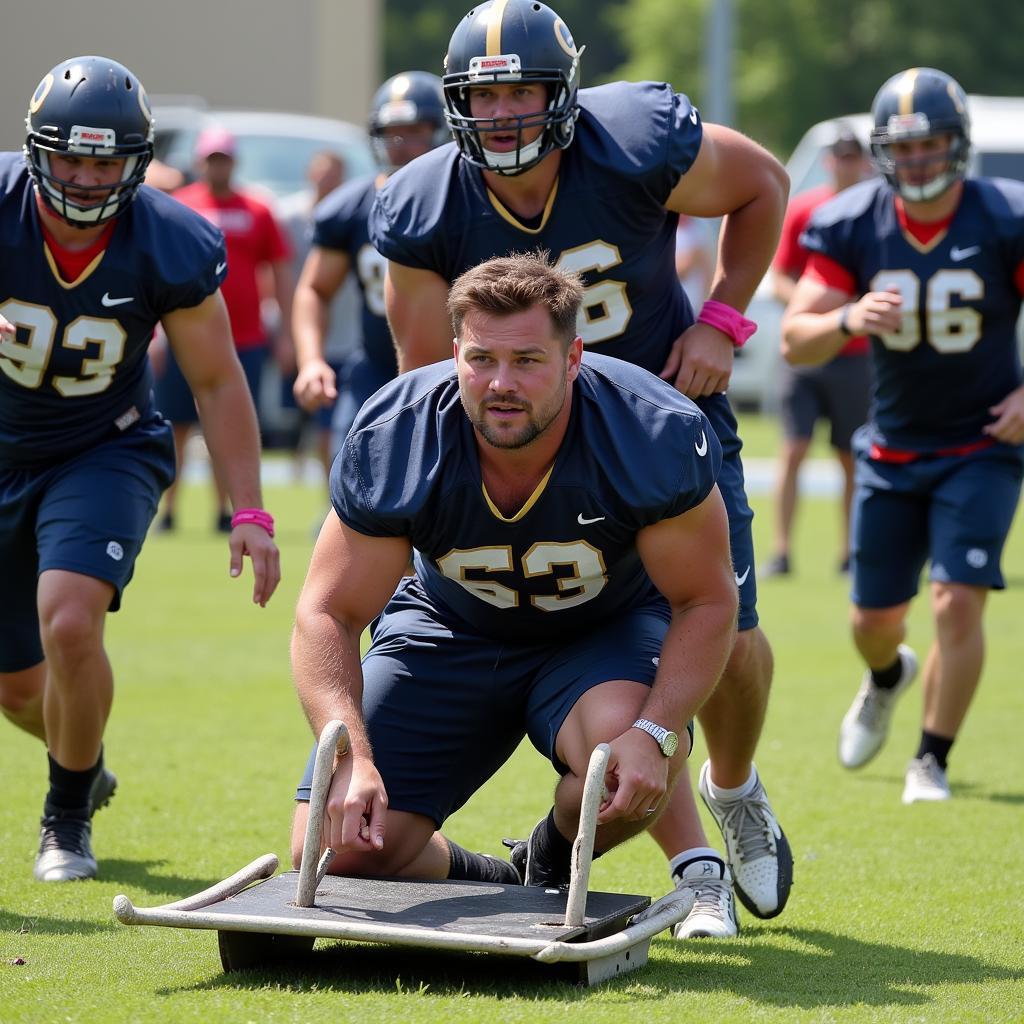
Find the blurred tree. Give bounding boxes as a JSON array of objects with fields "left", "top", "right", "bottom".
[
  {"left": 383, "top": 0, "right": 626, "bottom": 85},
  {"left": 608, "top": 0, "right": 1024, "bottom": 158}
]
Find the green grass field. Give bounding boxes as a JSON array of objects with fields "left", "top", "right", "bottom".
[{"left": 2, "top": 414, "right": 1023, "bottom": 1023}]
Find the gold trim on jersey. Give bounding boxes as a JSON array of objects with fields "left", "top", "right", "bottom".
[
  {"left": 899, "top": 225, "right": 949, "bottom": 254},
  {"left": 43, "top": 242, "right": 106, "bottom": 289},
  {"left": 482, "top": 463, "right": 555, "bottom": 522},
  {"left": 487, "top": 178, "right": 559, "bottom": 234}
]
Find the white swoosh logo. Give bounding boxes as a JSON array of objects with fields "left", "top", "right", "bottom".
[
  {"left": 101, "top": 293, "right": 133, "bottom": 307},
  {"left": 577, "top": 514, "right": 605, "bottom": 525},
  {"left": 950, "top": 245, "right": 980, "bottom": 262},
  {"left": 734, "top": 566, "right": 750, "bottom": 586},
  {"left": 689, "top": 108, "right": 698, "bottom": 125},
  {"left": 695, "top": 430, "right": 708, "bottom": 457},
  {"left": 215, "top": 261, "right": 228, "bottom": 275}
]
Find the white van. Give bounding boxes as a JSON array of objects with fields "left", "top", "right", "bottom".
[{"left": 729, "top": 95, "right": 1024, "bottom": 411}]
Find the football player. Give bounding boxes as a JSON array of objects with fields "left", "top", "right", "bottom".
[
  {"left": 291, "top": 71, "right": 449, "bottom": 447},
  {"left": 782, "top": 67, "right": 1024, "bottom": 804},
  {"left": 290, "top": 253, "right": 737, "bottom": 891},
  {"left": 0, "top": 56, "right": 280, "bottom": 882},
  {"left": 367, "top": 0, "right": 792, "bottom": 937}
]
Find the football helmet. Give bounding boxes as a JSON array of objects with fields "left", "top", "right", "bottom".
[
  {"left": 25, "top": 55, "right": 154, "bottom": 227},
  {"left": 870, "top": 67, "right": 970, "bottom": 203},
  {"left": 443, "top": 0, "right": 582, "bottom": 176},
  {"left": 368, "top": 71, "right": 449, "bottom": 170}
]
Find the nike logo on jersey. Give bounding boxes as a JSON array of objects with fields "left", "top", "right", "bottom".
[
  {"left": 689, "top": 108, "right": 698, "bottom": 125},
  {"left": 101, "top": 293, "right": 133, "bottom": 307},
  {"left": 695, "top": 430, "right": 708, "bottom": 457},
  {"left": 577, "top": 514, "right": 606, "bottom": 525},
  {"left": 734, "top": 566, "right": 750, "bottom": 586},
  {"left": 950, "top": 245, "right": 981, "bottom": 262},
  {"left": 215, "top": 261, "right": 228, "bottom": 275}
]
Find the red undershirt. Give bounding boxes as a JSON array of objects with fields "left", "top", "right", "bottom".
[{"left": 36, "top": 194, "right": 116, "bottom": 282}]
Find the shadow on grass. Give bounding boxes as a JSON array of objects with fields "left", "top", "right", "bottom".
[
  {"left": 854, "top": 774, "right": 1024, "bottom": 805},
  {"left": 154, "top": 926, "right": 1022, "bottom": 1007},
  {"left": 97, "top": 858, "right": 219, "bottom": 900},
  {"left": 0, "top": 909, "right": 115, "bottom": 937}
]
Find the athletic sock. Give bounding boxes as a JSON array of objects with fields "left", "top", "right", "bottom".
[
  {"left": 447, "top": 841, "right": 521, "bottom": 885},
  {"left": 45, "top": 752, "right": 101, "bottom": 814},
  {"left": 916, "top": 730, "right": 954, "bottom": 771},
  {"left": 536, "top": 807, "right": 574, "bottom": 877},
  {"left": 704, "top": 766, "right": 758, "bottom": 803},
  {"left": 870, "top": 655, "right": 904, "bottom": 690},
  {"left": 669, "top": 846, "right": 723, "bottom": 882}
]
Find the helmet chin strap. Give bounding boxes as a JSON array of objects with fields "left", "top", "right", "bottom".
[
  {"left": 482, "top": 134, "right": 544, "bottom": 174},
  {"left": 898, "top": 168, "right": 957, "bottom": 203}
]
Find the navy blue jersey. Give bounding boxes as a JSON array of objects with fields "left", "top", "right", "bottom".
[
  {"left": 369, "top": 81, "right": 702, "bottom": 374},
  {"left": 313, "top": 174, "right": 396, "bottom": 377},
  {"left": 0, "top": 152, "right": 225, "bottom": 466},
  {"left": 801, "top": 176, "right": 1024, "bottom": 452},
  {"left": 331, "top": 352, "right": 721, "bottom": 644}
]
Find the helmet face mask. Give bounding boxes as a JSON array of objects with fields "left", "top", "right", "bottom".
[
  {"left": 25, "top": 55, "right": 154, "bottom": 228},
  {"left": 443, "top": 0, "right": 582, "bottom": 177},
  {"left": 368, "top": 71, "right": 449, "bottom": 172},
  {"left": 869, "top": 67, "right": 970, "bottom": 203}
]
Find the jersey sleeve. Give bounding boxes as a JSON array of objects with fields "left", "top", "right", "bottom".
[
  {"left": 329, "top": 365, "right": 458, "bottom": 536},
  {"left": 367, "top": 146, "right": 461, "bottom": 273},
  {"left": 135, "top": 187, "right": 228, "bottom": 312},
  {"left": 576, "top": 82, "right": 703, "bottom": 205},
  {"left": 802, "top": 251, "right": 856, "bottom": 295}
]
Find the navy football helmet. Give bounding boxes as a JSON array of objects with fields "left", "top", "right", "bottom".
[
  {"left": 25, "top": 55, "right": 154, "bottom": 227},
  {"left": 368, "top": 71, "right": 449, "bottom": 170},
  {"left": 443, "top": 0, "right": 583, "bottom": 176},
  {"left": 870, "top": 67, "right": 970, "bottom": 202}
]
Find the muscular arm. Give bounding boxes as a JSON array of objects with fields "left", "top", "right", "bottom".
[
  {"left": 636, "top": 486, "right": 738, "bottom": 735},
  {"left": 292, "top": 516, "right": 412, "bottom": 849},
  {"left": 782, "top": 275, "right": 901, "bottom": 366},
  {"left": 660, "top": 123, "right": 789, "bottom": 395},
  {"left": 162, "top": 292, "right": 280, "bottom": 605},
  {"left": 292, "top": 246, "right": 351, "bottom": 410},
  {"left": 667, "top": 123, "right": 788, "bottom": 313},
  {"left": 597, "top": 486, "right": 737, "bottom": 823},
  {"left": 384, "top": 261, "right": 453, "bottom": 372}
]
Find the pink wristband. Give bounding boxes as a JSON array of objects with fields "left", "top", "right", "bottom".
[
  {"left": 697, "top": 299, "right": 758, "bottom": 348},
  {"left": 230, "top": 508, "right": 275, "bottom": 538}
]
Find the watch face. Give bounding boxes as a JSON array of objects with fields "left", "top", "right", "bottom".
[{"left": 662, "top": 731, "right": 679, "bottom": 757}]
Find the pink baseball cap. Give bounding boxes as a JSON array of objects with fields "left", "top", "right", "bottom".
[{"left": 195, "top": 125, "right": 236, "bottom": 159}]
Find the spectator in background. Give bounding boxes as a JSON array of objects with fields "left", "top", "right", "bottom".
[
  {"left": 675, "top": 214, "right": 715, "bottom": 308},
  {"left": 276, "top": 151, "right": 363, "bottom": 487},
  {"left": 762, "top": 127, "right": 873, "bottom": 577},
  {"left": 154, "top": 127, "right": 293, "bottom": 532}
]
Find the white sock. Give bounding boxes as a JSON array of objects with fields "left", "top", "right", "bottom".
[
  {"left": 706, "top": 764, "right": 758, "bottom": 802},
  {"left": 669, "top": 846, "right": 722, "bottom": 880}
]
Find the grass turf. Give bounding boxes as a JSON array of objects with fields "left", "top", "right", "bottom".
[{"left": 2, "top": 421, "right": 1022, "bottom": 1022}]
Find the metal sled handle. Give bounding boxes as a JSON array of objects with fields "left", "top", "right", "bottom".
[
  {"left": 295, "top": 719, "right": 349, "bottom": 907},
  {"left": 564, "top": 742, "right": 610, "bottom": 928}
]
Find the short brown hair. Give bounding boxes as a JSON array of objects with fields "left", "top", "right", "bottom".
[{"left": 448, "top": 252, "right": 584, "bottom": 347}]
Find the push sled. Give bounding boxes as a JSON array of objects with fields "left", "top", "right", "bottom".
[{"left": 113, "top": 720, "right": 694, "bottom": 986}]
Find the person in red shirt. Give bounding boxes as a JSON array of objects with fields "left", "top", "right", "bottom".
[
  {"left": 763, "top": 128, "right": 873, "bottom": 577},
  {"left": 154, "top": 127, "right": 293, "bottom": 531}
]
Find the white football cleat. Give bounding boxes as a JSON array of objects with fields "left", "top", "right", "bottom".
[
  {"left": 902, "top": 754, "right": 951, "bottom": 804},
  {"left": 698, "top": 760, "right": 793, "bottom": 918},
  {"left": 838, "top": 645, "right": 918, "bottom": 769},
  {"left": 671, "top": 855, "right": 739, "bottom": 939}
]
